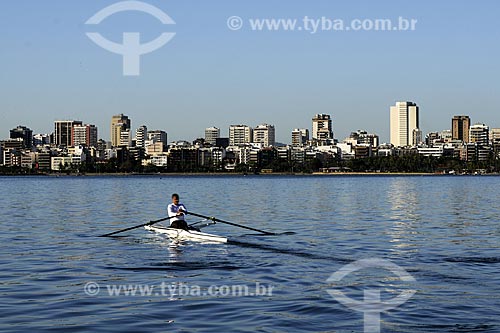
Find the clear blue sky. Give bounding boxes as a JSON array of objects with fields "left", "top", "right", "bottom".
[{"left": 1, "top": 0, "right": 499, "bottom": 144}]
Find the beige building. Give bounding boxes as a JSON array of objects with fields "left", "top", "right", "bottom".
[
  {"left": 292, "top": 128, "right": 309, "bottom": 146},
  {"left": 469, "top": 123, "right": 489, "bottom": 145},
  {"left": 110, "top": 114, "right": 131, "bottom": 147},
  {"left": 72, "top": 124, "right": 98, "bottom": 147},
  {"left": 146, "top": 142, "right": 164, "bottom": 155},
  {"left": 253, "top": 124, "right": 275, "bottom": 147},
  {"left": 490, "top": 128, "right": 500, "bottom": 142},
  {"left": 147, "top": 130, "right": 168, "bottom": 150},
  {"left": 452, "top": 115, "right": 470, "bottom": 143},
  {"left": 390, "top": 101, "right": 419, "bottom": 147}
]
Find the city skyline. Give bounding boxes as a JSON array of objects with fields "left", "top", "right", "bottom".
[
  {"left": 2, "top": 105, "right": 499, "bottom": 147},
  {"left": 2, "top": 108, "right": 499, "bottom": 173},
  {"left": 1, "top": 1, "right": 500, "bottom": 143}
]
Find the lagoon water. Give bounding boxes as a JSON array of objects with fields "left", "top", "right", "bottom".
[{"left": 0, "top": 175, "right": 499, "bottom": 332}]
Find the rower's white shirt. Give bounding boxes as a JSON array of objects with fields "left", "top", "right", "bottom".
[{"left": 167, "top": 203, "right": 187, "bottom": 225}]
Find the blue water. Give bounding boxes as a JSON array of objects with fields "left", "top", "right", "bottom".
[{"left": 0, "top": 175, "right": 499, "bottom": 332}]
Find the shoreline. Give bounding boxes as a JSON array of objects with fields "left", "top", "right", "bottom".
[{"left": 1, "top": 172, "right": 498, "bottom": 177}]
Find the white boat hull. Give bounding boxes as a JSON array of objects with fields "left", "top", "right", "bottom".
[{"left": 145, "top": 225, "right": 228, "bottom": 243}]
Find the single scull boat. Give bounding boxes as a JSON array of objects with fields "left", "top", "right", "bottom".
[{"left": 144, "top": 224, "right": 228, "bottom": 243}]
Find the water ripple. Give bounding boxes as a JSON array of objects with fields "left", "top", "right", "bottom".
[{"left": 1, "top": 175, "right": 499, "bottom": 332}]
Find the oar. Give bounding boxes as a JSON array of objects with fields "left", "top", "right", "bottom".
[
  {"left": 186, "top": 211, "right": 275, "bottom": 235},
  {"left": 100, "top": 216, "right": 175, "bottom": 237}
]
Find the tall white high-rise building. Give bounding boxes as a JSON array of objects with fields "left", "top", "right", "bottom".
[
  {"left": 229, "top": 125, "right": 252, "bottom": 146},
  {"left": 205, "top": 127, "right": 220, "bottom": 145},
  {"left": 292, "top": 128, "right": 309, "bottom": 146},
  {"left": 253, "top": 124, "right": 275, "bottom": 147},
  {"left": 312, "top": 114, "right": 333, "bottom": 140},
  {"left": 390, "top": 101, "right": 419, "bottom": 147}
]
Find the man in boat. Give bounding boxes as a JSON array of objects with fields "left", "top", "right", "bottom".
[
  {"left": 167, "top": 193, "right": 200, "bottom": 231},
  {"left": 168, "top": 193, "right": 189, "bottom": 229}
]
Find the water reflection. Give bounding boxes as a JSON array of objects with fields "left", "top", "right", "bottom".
[
  {"left": 386, "top": 178, "right": 421, "bottom": 257},
  {"left": 387, "top": 178, "right": 420, "bottom": 222}
]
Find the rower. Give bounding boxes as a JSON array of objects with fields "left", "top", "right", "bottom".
[
  {"left": 167, "top": 193, "right": 200, "bottom": 231},
  {"left": 167, "top": 193, "right": 188, "bottom": 229}
]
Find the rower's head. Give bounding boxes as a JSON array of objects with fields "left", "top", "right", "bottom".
[{"left": 172, "top": 193, "right": 180, "bottom": 204}]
